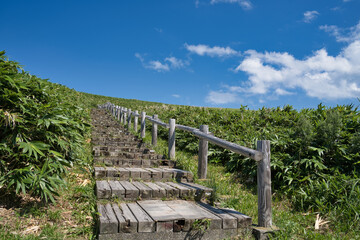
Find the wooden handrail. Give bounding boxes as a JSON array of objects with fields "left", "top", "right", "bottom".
[{"left": 101, "top": 102, "right": 272, "bottom": 228}]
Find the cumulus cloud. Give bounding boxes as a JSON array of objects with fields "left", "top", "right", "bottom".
[
  {"left": 303, "top": 10, "right": 319, "bottom": 23},
  {"left": 135, "top": 54, "right": 187, "bottom": 72},
  {"left": 320, "top": 21, "right": 360, "bottom": 43},
  {"left": 206, "top": 90, "right": 239, "bottom": 104},
  {"left": 233, "top": 21, "right": 360, "bottom": 99},
  {"left": 210, "top": 0, "right": 252, "bottom": 10},
  {"left": 185, "top": 43, "right": 239, "bottom": 57},
  {"left": 172, "top": 94, "right": 180, "bottom": 98}
]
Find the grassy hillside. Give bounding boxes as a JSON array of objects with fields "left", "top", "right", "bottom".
[{"left": 1, "top": 52, "right": 359, "bottom": 239}]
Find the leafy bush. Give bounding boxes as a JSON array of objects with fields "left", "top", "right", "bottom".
[{"left": 0, "top": 51, "right": 90, "bottom": 202}]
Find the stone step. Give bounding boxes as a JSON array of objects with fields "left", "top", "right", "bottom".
[
  {"left": 96, "top": 181, "right": 212, "bottom": 200},
  {"left": 97, "top": 200, "right": 252, "bottom": 239},
  {"left": 94, "top": 157, "right": 176, "bottom": 168},
  {"left": 94, "top": 167, "right": 193, "bottom": 182}
]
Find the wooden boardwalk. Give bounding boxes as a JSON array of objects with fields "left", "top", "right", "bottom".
[{"left": 91, "top": 108, "right": 252, "bottom": 239}]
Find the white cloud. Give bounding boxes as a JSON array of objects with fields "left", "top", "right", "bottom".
[
  {"left": 165, "top": 57, "right": 188, "bottom": 69},
  {"left": 303, "top": 10, "right": 319, "bottom": 23},
  {"left": 275, "top": 88, "right": 294, "bottom": 96},
  {"left": 172, "top": 94, "right": 180, "bottom": 98},
  {"left": 147, "top": 61, "right": 170, "bottom": 72},
  {"left": 320, "top": 21, "right": 360, "bottom": 43},
  {"left": 233, "top": 22, "right": 360, "bottom": 100},
  {"left": 185, "top": 43, "right": 239, "bottom": 57},
  {"left": 210, "top": 0, "right": 252, "bottom": 10},
  {"left": 135, "top": 54, "right": 187, "bottom": 72},
  {"left": 206, "top": 91, "right": 239, "bottom": 104}
]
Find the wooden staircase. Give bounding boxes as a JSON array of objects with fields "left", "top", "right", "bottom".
[{"left": 92, "top": 108, "right": 252, "bottom": 240}]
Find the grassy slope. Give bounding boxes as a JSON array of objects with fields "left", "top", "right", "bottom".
[{"left": 1, "top": 86, "right": 359, "bottom": 239}]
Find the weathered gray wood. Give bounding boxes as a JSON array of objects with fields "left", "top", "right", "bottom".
[
  {"left": 98, "top": 204, "right": 116, "bottom": 234},
  {"left": 127, "top": 203, "right": 155, "bottom": 232},
  {"left": 144, "top": 182, "right": 166, "bottom": 198},
  {"left": 125, "top": 168, "right": 141, "bottom": 179},
  {"left": 120, "top": 181, "right": 139, "bottom": 199},
  {"left": 198, "top": 125, "right": 209, "bottom": 179},
  {"left": 132, "top": 181, "right": 152, "bottom": 199},
  {"left": 197, "top": 202, "right": 237, "bottom": 229},
  {"left": 155, "top": 182, "right": 179, "bottom": 198},
  {"left": 141, "top": 112, "right": 146, "bottom": 138},
  {"left": 127, "top": 108, "right": 132, "bottom": 129},
  {"left": 156, "top": 168, "right": 173, "bottom": 179},
  {"left": 117, "top": 106, "right": 121, "bottom": 120},
  {"left": 193, "top": 130, "right": 263, "bottom": 161},
  {"left": 120, "top": 107, "right": 124, "bottom": 124},
  {"left": 104, "top": 203, "right": 119, "bottom": 233},
  {"left": 119, "top": 203, "right": 138, "bottom": 233},
  {"left": 166, "top": 200, "right": 222, "bottom": 231},
  {"left": 168, "top": 119, "right": 175, "bottom": 160},
  {"left": 175, "top": 124, "right": 197, "bottom": 133},
  {"left": 257, "top": 140, "right": 272, "bottom": 228},
  {"left": 137, "top": 200, "right": 180, "bottom": 232},
  {"left": 94, "top": 166, "right": 106, "bottom": 178},
  {"left": 165, "top": 182, "right": 192, "bottom": 198},
  {"left": 146, "top": 116, "right": 169, "bottom": 128},
  {"left": 111, "top": 204, "right": 128, "bottom": 233},
  {"left": 123, "top": 108, "right": 127, "bottom": 126},
  {"left": 96, "top": 180, "right": 111, "bottom": 199},
  {"left": 145, "top": 168, "right": 162, "bottom": 181},
  {"left": 114, "top": 167, "right": 129, "bottom": 180},
  {"left": 134, "top": 110, "right": 139, "bottom": 132},
  {"left": 106, "top": 167, "right": 117, "bottom": 177},
  {"left": 108, "top": 180, "right": 125, "bottom": 198},
  {"left": 152, "top": 114, "right": 158, "bottom": 146},
  {"left": 220, "top": 208, "right": 252, "bottom": 227}
]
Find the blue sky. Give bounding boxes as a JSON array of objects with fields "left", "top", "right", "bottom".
[{"left": 1, "top": 0, "right": 360, "bottom": 109}]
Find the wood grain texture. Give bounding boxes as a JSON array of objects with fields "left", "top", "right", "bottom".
[
  {"left": 198, "top": 125, "right": 209, "bottom": 179},
  {"left": 168, "top": 119, "right": 175, "bottom": 160},
  {"left": 152, "top": 114, "right": 158, "bottom": 146},
  {"left": 257, "top": 140, "right": 272, "bottom": 227},
  {"left": 141, "top": 112, "right": 146, "bottom": 138},
  {"left": 134, "top": 110, "right": 139, "bottom": 132}
]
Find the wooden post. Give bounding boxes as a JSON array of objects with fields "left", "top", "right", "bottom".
[
  {"left": 140, "top": 112, "right": 146, "bottom": 138},
  {"left": 123, "top": 108, "right": 127, "bottom": 126},
  {"left": 168, "top": 119, "right": 175, "bottom": 160},
  {"left": 117, "top": 106, "right": 120, "bottom": 120},
  {"left": 257, "top": 140, "right": 272, "bottom": 228},
  {"left": 127, "top": 108, "right": 131, "bottom": 129},
  {"left": 198, "top": 125, "right": 209, "bottom": 179},
  {"left": 134, "top": 110, "right": 139, "bottom": 132},
  {"left": 152, "top": 114, "right": 158, "bottom": 146}
]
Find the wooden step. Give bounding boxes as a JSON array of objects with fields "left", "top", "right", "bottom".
[
  {"left": 96, "top": 181, "right": 212, "bottom": 200},
  {"left": 94, "top": 157, "right": 176, "bottom": 168},
  {"left": 93, "top": 146, "right": 154, "bottom": 154},
  {"left": 95, "top": 167, "right": 193, "bottom": 182},
  {"left": 97, "top": 200, "right": 251, "bottom": 239}
]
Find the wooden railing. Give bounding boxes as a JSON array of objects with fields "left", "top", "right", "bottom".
[{"left": 100, "top": 102, "right": 272, "bottom": 228}]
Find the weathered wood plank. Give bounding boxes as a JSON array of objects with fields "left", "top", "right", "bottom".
[
  {"left": 152, "top": 114, "right": 158, "bottom": 146},
  {"left": 257, "top": 140, "right": 272, "bottom": 227},
  {"left": 119, "top": 181, "right": 139, "bottom": 199},
  {"left": 114, "top": 167, "right": 129, "bottom": 180},
  {"left": 137, "top": 200, "right": 182, "bottom": 232},
  {"left": 198, "top": 125, "right": 209, "bottom": 179},
  {"left": 197, "top": 202, "right": 237, "bottom": 229},
  {"left": 132, "top": 181, "right": 152, "bottom": 199},
  {"left": 111, "top": 204, "right": 128, "bottom": 233},
  {"left": 127, "top": 203, "right": 155, "bottom": 233},
  {"left": 144, "top": 182, "right": 166, "bottom": 198},
  {"left": 166, "top": 200, "right": 222, "bottom": 231},
  {"left": 168, "top": 119, "right": 176, "bottom": 160},
  {"left": 119, "top": 203, "right": 138, "bottom": 233},
  {"left": 108, "top": 180, "right": 125, "bottom": 198},
  {"left": 96, "top": 180, "right": 111, "bottom": 199},
  {"left": 145, "top": 168, "right": 162, "bottom": 181},
  {"left": 165, "top": 182, "right": 193, "bottom": 198},
  {"left": 220, "top": 208, "right": 252, "bottom": 227},
  {"left": 94, "top": 166, "right": 106, "bottom": 178},
  {"left": 104, "top": 203, "right": 119, "bottom": 233},
  {"left": 155, "top": 182, "right": 179, "bottom": 198},
  {"left": 97, "top": 204, "right": 118, "bottom": 234}
]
